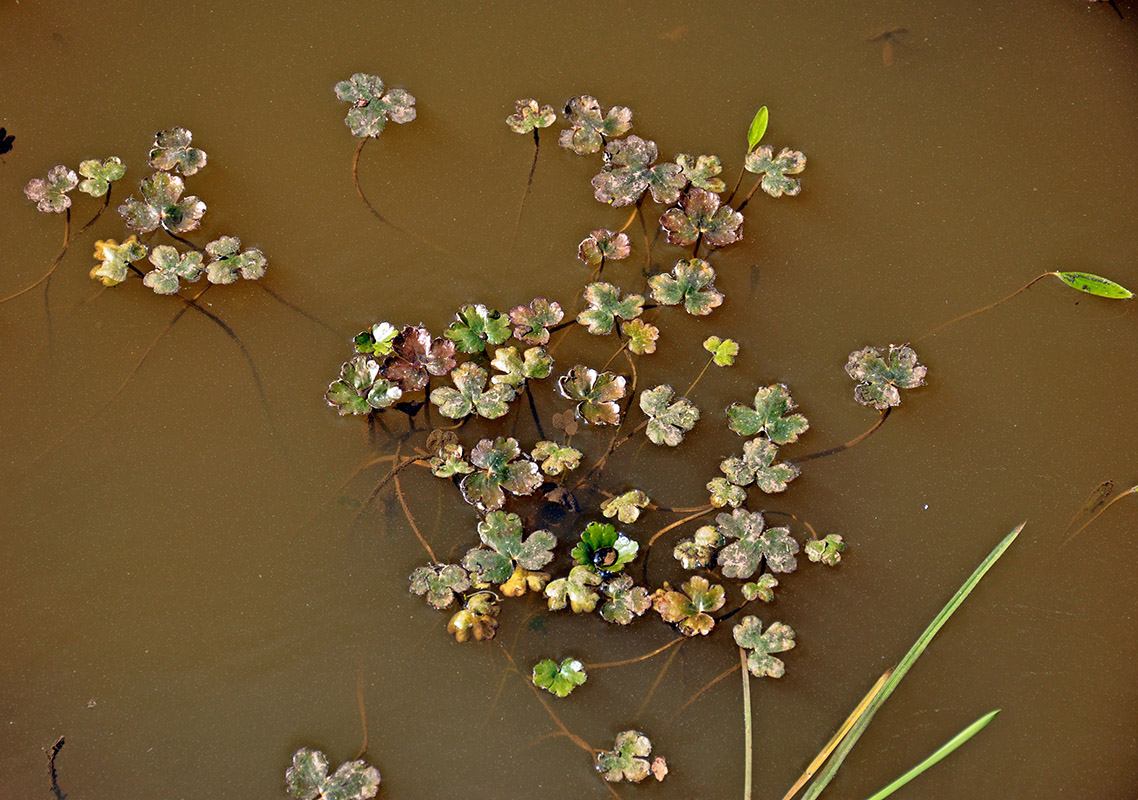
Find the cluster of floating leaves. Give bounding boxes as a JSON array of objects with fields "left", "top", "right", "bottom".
[
  {"left": 334, "top": 73, "right": 416, "bottom": 138},
  {"left": 596, "top": 730, "right": 667, "bottom": 783}
]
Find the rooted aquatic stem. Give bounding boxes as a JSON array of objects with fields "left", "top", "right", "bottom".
[
  {"left": 616, "top": 205, "right": 639, "bottom": 234},
  {"left": 394, "top": 460, "right": 438, "bottom": 563},
  {"left": 682, "top": 355, "right": 715, "bottom": 397},
  {"left": 764, "top": 509, "right": 820, "bottom": 541},
  {"left": 585, "top": 636, "right": 683, "bottom": 670},
  {"left": 508, "top": 128, "right": 541, "bottom": 264},
  {"left": 667, "top": 663, "right": 740, "bottom": 728},
  {"left": 255, "top": 283, "right": 341, "bottom": 337},
  {"left": 354, "top": 665, "right": 369, "bottom": 760},
  {"left": 741, "top": 647, "right": 753, "bottom": 800},
  {"left": 642, "top": 506, "right": 716, "bottom": 584},
  {"left": 795, "top": 408, "right": 890, "bottom": 463},
  {"left": 1060, "top": 484, "right": 1136, "bottom": 547},
  {"left": 915, "top": 272, "right": 1054, "bottom": 342},
  {"left": 525, "top": 382, "right": 546, "bottom": 439},
  {"left": 634, "top": 639, "right": 683, "bottom": 719},
  {"left": 351, "top": 453, "right": 429, "bottom": 529}
]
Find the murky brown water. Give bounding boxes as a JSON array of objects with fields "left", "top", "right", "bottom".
[{"left": 2, "top": 1, "right": 1137, "bottom": 798}]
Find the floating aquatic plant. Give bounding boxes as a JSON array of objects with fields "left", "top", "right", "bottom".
[
  {"left": 639, "top": 385, "right": 700, "bottom": 446},
  {"left": 508, "top": 297, "right": 564, "bottom": 345},
  {"left": 571, "top": 521, "right": 638, "bottom": 573},
  {"left": 652, "top": 575, "right": 726, "bottom": 636},
  {"left": 532, "top": 657, "right": 587, "bottom": 697},
  {"left": 742, "top": 574, "right": 780, "bottom": 603},
  {"left": 461, "top": 511, "right": 555, "bottom": 586},
  {"left": 447, "top": 592, "right": 500, "bottom": 642},
  {"left": 845, "top": 344, "right": 927, "bottom": 410},
  {"left": 592, "top": 135, "right": 685, "bottom": 207},
  {"left": 557, "top": 365, "right": 627, "bottom": 425},
  {"left": 673, "top": 524, "right": 727, "bottom": 570},
  {"left": 623, "top": 319, "right": 660, "bottom": 355},
  {"left": 24, "top": 165, "right": 78, "bottom": 213},
  {"left": 726, "top": 383, "right": 809, "bottom": 444},
  {"left": 203, "top": 236, "right": 267, "bottom": 284},
  {"left": 718, "top": 437, "right": 801, "bottom": 494},
  {"left": 733, "top": 616, "right": 796, "bottom": 678},
  {"left": 326, "top": 356, "right": 403, "bottom": 415},
  {"left": 659, "top": 188, "right": 743, "bottom": 249},
  {"left": 805, "top": 533, "right": 847, "bottom": 566},
  {"left": 490, "top": 345, "right": 553, "bottom": 389},
  {"left": 380, "top": 325, "right": 457, "bottom": 391},
  {"left": 577, "top": 229, "right": 631, "bottom": 265},
  {"left": 599, "top": 574, "right": 652, "bottom": 624},
  {"left": 430, "top": 361, "right": 515, "bottom": 420},
  {"left": 334, "top": 73, "right": 417, "bottom": 138},
  {"left": 676, "top": 153, "right": 727, "bottom": 192},
  {"left": 507, "top": 98, "right": 557, "bottom": 134},
  {"left": 77, "top": 157, "right": 126, "bottom": 197},
  {"left": 577, "top": 282, "right": 644, "bottom": 335},
  {"left": 648, "top": 258, "right": 724, "bottom": 315},
  {"left": 715, "top": 509, "right": 799, "bottom": 579},
  {"left": 445, "top": 304, "right": 512, "bottom": 354},
  {"left": 142, "top": 244, "right": 202, "bottom": 295},
  {"left": 118, "top": 171, "right": 206, "bottom": 234},
  {"left": 703, "top": 335, "right": 739, "bottom": 366},
  {"left": 90, "top": 237, "right": 147, "bottom": 287},
  {"left": 459, "top": 437, "right": 542, "bottom": 511},
  {"left": 285, "top": 748, "right": 381, "bottom": 800},
  {"left": 545, "top": 564, "right": 603, "bottom": 613},
  {"left": 531, "top": 441, "right": 582, "bottom": 476},
  {"left": 409, "top": 563, "right": 471, "bottom": 610},
  {"left": 744, "top": 145, "right": 807, "bottom": 198},
  {"left": 601, "top": 489, "right": 651, "bottom": 524},
  {"left": 559, "top": 95, "right": 632, "bottom": 155},
  {"left": 353, "top": 322, "right": 399, "bottom": 356},
  {"left": 595, "top": 730, "right": 663, "bottom": 783},
  {"left": 148, "top": 127, "right": 207, "bottom": 176}
]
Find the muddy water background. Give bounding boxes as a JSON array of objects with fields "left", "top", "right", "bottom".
[{"left": 2, "top": 1, "right": 1136, "bottom": 798}]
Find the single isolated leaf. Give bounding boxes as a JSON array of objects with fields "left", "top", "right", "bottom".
[
  {"left": 77, "top": 157, "right": 126, "bottom": 197},
  {"left": 1054, "top": 271, "right": 1134, "bottom": 299},
  {"left": 599, "top": 574, "right": 651, "bottom": 624},
  {"left": 676, "top": 153, "right": 726, "bottom": 192},
  {"left": 703, "top": 335, "right": 739, "bottom": 366},
  {"left": 334, "top": 73, "right": 416, "bottom": 138},
  {"left": 286, "top": 748, "right": 329, "bottom": 800},
  {"left": 507, "top": 98, "right": 557, "bottom": 134},
  {"left": 447, "top": 592, "right": 500, "bottom": 642},
  {"left": 24, "top": 165, "right": 78, "bottom": 213},
  {"left": 354, "top": 322, "right": 399, "bottom": 356},
  {"left": 557, "top": 364, "right": 627, "bottom": 425},
  {"left": 673, "top": 524, "right": 727, "bottom": 570},
  {"left": 659, "top": 189, "right": 743, "bottom": 249},
  {"left": 204, "top": 235, "right": 266, "bottom": 283},
  {"left": 845, "top": 344, "right": 927, "bottom": 410},
  {"left": 532, "top": 657, "right": 587, "bottom": 697},
  {"left": 285, "top": 748, "right": 381, "bottom": 800},
  {"left": 409, "top": 563, "right": 470, "bottom": 609},
  {"left": 639, "top": 385, "right": 700, "bottom": 446},
  {"left": 746, "top": 106, "right": 769, "bottom": 151},
  {"left": 445, "top": 304, "right": 512, "bottom": 353},
  {"left": 90, "top": 236, "right": 147, "bottom": 287},
  {"left": 380, "top": 325, "right": 457, "bottom": 391},
  {"left": 490, "top": 345, "right": 553, "bottom": 388},
  {"left": 744, "top": 145, "right": 806, "bottom": 197},
  {"left": 601, "top": 489, "right": 651, "bottom": 524},
  {"left": 578, "top": 228, "right": 632, "bottom": 265},
  {"left": 570, "top": 521, "right": 638, "bottom": 573},
  {"left": 653, "top": 576, "right": 726, "bottom": 636},
  {"left": 648, "top": 258, "right": 724, "bottom": 316},
  {"left": 720, "top": 437, "right": 802, "bottom": 494},
  {"left": 595, "top": 730, "right": 654, "bottom": 783},
  {"left": 622, "top": 318, "right": 660, "bottom": 355},
  {"left": 118, "top": 172, "right": 205, "bottom": 234},
  {"left": 733, "top": 616, "right": 796, "bottom": 678},
  {"left": 559, "top": 95, "right": 632, "bottom": 155},
  {"left": 545, "top": 564, "right": 603, "bottom": 613},
  {"left": 509, "top": 297, "right": 564, "bottom": 345},
  {"left": 805, "top": 533, "right": 847, "bottom": 566},
  {"left": 459, "top": 437, "right": 541, "bottom": 512},
  {"left": 430, "top": 361, "right": 516, "bottom": 420},
  {"left": 577, "top": 282, "right": 644, "bottom": 335},
  {"left": 651, "top": 757, "right": 669, "bottom": 782},
  {"left": 742, "top": 573, "right": 780, "bottom": 603},
  {"left": 726, "top": 383, "right": 810, "bottom": 444},
  {"left": 143, "top": 244, "right": 203, "bottom": 295},
  {"left": 592, "top": 135, "right": 685, "bottom": 207},
  {"left": 148, "top": 127, "right": 206, "bottom": 176},
  {"left": 531, "top": 440, "right": 582, "bottom": 476}
]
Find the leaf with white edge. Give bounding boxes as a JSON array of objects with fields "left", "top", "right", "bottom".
[
  {"left": 659, "top": 189, "right": 743, "bottom": 249},
  {"left": 648, "top": 258, "right": 724, "bottom": 316},
  {"left": 285, "top": 748, "right": 381, "bottom": 800},
  {"left": 676, "top": 153, "right": 726, "bottom": 192},
  {"left": 354, "top": 322, "right": 399, "bottom": 356},
  {"left": 545, "top": 564, "right": 603, "bottom": 613},
  {"left": 622, "top": 318, "right": 660, "bottom": 355},
  {"left": 507, "top": 99, "right": 557, "bottom": 134},
  {"left": 118, "top": 172, "right": 205, "bottom": 234},
  {"left": 742, "top": 574, "right": 779, "bottom": 603},
  {"left": 744, "top": 145, "right": 806, "bottom": 197},
  {"left": 639, "top": 385, "right": 700, "bottom": 446},
  {"left": 90, "top": 236, "right": 147, "bottom": 287},
  {"left": 559, "top": 95, "right": 632, "bottom": 155},
  {"left": 717, "top": 518, "right": 799, "bottom": 579},
  {"left": 445, "top": 304, "right": 512, "bottom": 354},
  {"left": 148, "top": 127, "right": 207, "bottom": 176},
  {"left": 578, "top": 229, "right": 632, "bottom": 265},
  {"left": 490, "top": 345, "right": 553, "bottom": 388},
  {"left": 733, "top": 616, "right": 796, "bottom": 678},
  {"left": 286, "top": 748, "right": 329, "bottom": 800},
  {"left": 600, "top": 574, "right": 651, "bottom": 624},
  {"left": 143, "top": 244, "right": 203, "bottom": 295},
  {"left": 673, "top": 524, "right": 727, "bottom": 570},
  {"left": 845, "top": 344, "right": 927, "bottom": 410},
  {"left": 430, "top": 361, "right": 515, "bottom": 420},
  {"left": 321, "top": 760, "right": 382, "bottom": 800},
  {"left": 595, "top": 730, "right": 653, "bottom": 783},
  {"left": 509, "top": 297, "right": 564, "bottom": 345},
  {"left": 746, "top": 106, "right": 769, "bottom": 151},
  {"left": 652, "top": 575, "right": 725, "bottom": 636},
  {"left": 334, "top": 73, "right": 416, "bottom": 138},
  {"left": 429, "top": 442, "right": 474, "bottom": 477},
  {"left": 532, "top": 657, "right": 587, "bottom": 697},
  {"left": 592, "top": 135, "right": 685, "bottom": 207},
  {"left": 531, "top": 441, "right": 582, "bottom": 476},
  {"left": 77, "top": 157, "right": 126, "bottom": 197},
  {"left": 1054, "top": 271, "right": 1134, "bottom": 299},
  {"left": 577, "top": 282, "right": 644, "bottom": 335},
  {"left": 707, "top": 477, "right": 747, "bottom": 508},
  {"left": 703, "top": 335, "right": 739, "bottom": 366},
  {"left": 204, "top": 236, "right": 266, "bottom": 283},
  {"left": 24, "top": 165, "right": 77, "bottom": 213},
  {"left": 447, "top": 593, "right": 500, "bottom": 642},
  {"left": 409, "top": 563, "right": 470, "bottom": 609},
  {"left": 557, "top": 365, "right": 627, "bottom": 425},
  {"left": 720, "top": 438, "right": 801, "bottom": 494},
  {"left": 325, "top": 356, "right": 381, "bottom": 416},
  {"left": 601, "top": 490, "right": 650, "bottom": 524},
  {"left": 459, "top": 436, "right": 542, "bottom": 511},
  {"left": 365, "top": 378, "right": 402, "bottom": 409},
  {"left": 805, "top": 534, "right": 847, "bottom": 566},
  {"left": 726, "top": 383, "right": 810, "bottom": 444}
]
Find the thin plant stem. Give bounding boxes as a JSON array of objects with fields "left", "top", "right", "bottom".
[
  {"left": 351, "top": 454, "right": 427, "bottom": 529},
  {"left": 508, "top": 128, "right": 540, "bottom": 264},
  {"left": 726, "top": 160, "right": 748, "bottom": 205},
  {"left": 682, "top": 355, "right": 715, "bottom": 397},
  {"left": 637, "top": 197, "right": 652, "bottom": 275},
  {"left": 255, "top": 282, "right": 340, "bottom": 337},
  {"left": 646, "top": 506, "right": 716, "bottom": 551},
  {"left": 394, "top": 465, "right": 437, "bottom": 563},
  {"left": 616, "top": 205, "right": 639, "bottom": 234},
  {"left": 780, "top": 668, "right": 893, "bottom": 800},
  {"left": 524, "top": 383, "right": 546, "bottom": 439},
  {"left": 303, "top": 453, "right": 399, "bottom": 529},
  {"left": 354, "top": 665, "right": 369, "bottom": 759},
  {"left": 165, "top": 230, "right": 201, "bottom": 251},
  {"left": 914, "top": 272, "right": 1054, "bottom": 342},
  {"left": 666, "top": 663, "right": 739, "bottom": 727},
  {"left": 1060, "top": 484, "right": 1136, "bottom": 547},
  {"left": 741, "top": 647, "right": 753, "bottom": 800},
  {"left": 795, "top": 409, "right": 891, "bottom": 463},
  {"left": 601, "top": 336, "right": 629, "bottom": 370},
  {"left": 634, "top": 639, "right": 684, "bottom": 719},
  {"left": 736, "top": 176, "right": 764, "bottom": 212},
  {"left": 585, "top": 637, "right": 682, "bottom": 670},
  {"left": 764, "top": 509, "right": 820, "bottom": 541}
]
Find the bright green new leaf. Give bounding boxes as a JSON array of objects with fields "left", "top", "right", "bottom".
[
  {"left": 805, "top": 533, "right": 846, "bottom": 566},
  {"left": 1054, "top": 271, "right": 1134, "bottom": 299},
  {"left": 90, "top": 236, "right": 147, "bottom": 287},
  {"left": 845, "top": 344, "right": 927, "bottom": 410},
  {"left": 531, "top": 441, "right": 582, "bottom": 476},
  {"left": 204, "top": 236, "right": 266, "bottom": 283},
  {"left": 733, "top": 616, "right": 796, "bottom": 678},
  {"left": 557, "top": 365, "right": 627, "bottom": 425},
  {"left": 639, "top": 385, "right": 700, "bottom": 446},
  {"left": 142, "top": 244, "right": 202, "bottom": 295},
  {"left": 596, "top": 730, "right": 654, "bottom": 783},
  {"left": 599, "top": 574, "right": 652, "bottom": 624},
  {"left": 744, "top": 145, "right": 806, "bottom": 197},
  {"left": 354, "top": 322, "right": 399, "bottom": 356},
  {"left": 577, "top": 282, "right": 644, "bottom": 335},
  {"left": 703, "top": 335, "right": 739, "bottom": 366},
  {"left": 430, "top": 362, "right": 516, "bottom": 420},
  {"left": 571, "top": 521, "right": 638, "bottom": 572},
  {"left": 726, "top": 383, "right": 810, "bottom": 444},
  {"left": 532, "top": 657, "right": 587, "bottom": 697},
  {"left": 149, "top": 128, "right": 207, "bottom": 176},
  {"left": 601, "top": 489, "right": 651, "bottom": 524},
  {"left": 445, "top": 304, "right": 512, "bottom": 353},
  {"left": 545, "top": 564, "right": 603, "bottom": 613},
  {"left": 77, "top": 157, "right": 126, "bottom": 197},
  {"left": 409, "top": 563, "right": 471, "bottom": 610},
  {"left": 622, "top": 318, "right": 660, "bottom": 355},
  {"left": 648, "top": 258, "right": 724, "bottom": 316},
  {"left": 652, "top": 575, "right": 726, "bottom": 636},
  {"left": 746, "top": 106, "right": 769, "bottom": 151},
  {"left": 720, "top": 437, "right": 801, "bottom": 494}
]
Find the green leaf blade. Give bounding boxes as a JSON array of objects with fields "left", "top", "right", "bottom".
[
  {"left": 1054, "top": 271, "right": 1134, "bottom": 299},
  {"left": 746, "top": 106, "right": 769, "bottom": 151}
]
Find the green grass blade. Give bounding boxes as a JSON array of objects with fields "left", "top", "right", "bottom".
[
  {"left": 746, "top": 106, "right": 769, "bottom": 151},
  {"left": 799, "top": 522, "right": 1023, "bottom": 800},
  {"left": 862, "top": 709, "right": 1000, "bottom": 800},
  {"left": 1053, "top": 271, "right": 1134, "bottom": 299}
]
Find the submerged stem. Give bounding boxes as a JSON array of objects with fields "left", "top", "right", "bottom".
[
  {"left": 915, "top": 272, "right": 1054, "bottom": 342},
  {"left": 741, "top": 647, "right": 753, "bottom": 800},
  {"left": 1, "top": 207, "right": 70, "bottom": 305},
  {"left": 585, "top": 637, "right": 682, "bottom": 670},
  {"left": 508, "top": 129, "right": 541, "bottom": 264},
  {"left": 795, "top": 408, "right": 891, "bottom": 463},
  {"left": 682, "top": 355, "right": 715, "bottom": 397},
  {"left": 394, "top": 457, "right": 438, "bottom": 563},
  {"left": 1060, "top": 484, "right": 1136, "bottom": 547},
  {"left": 666, "top": 662, "right": 740, "bottom": 728}
]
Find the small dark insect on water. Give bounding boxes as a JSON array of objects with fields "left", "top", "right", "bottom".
[
  {"left": 0, "top": 127, "right": 14, "bottom": 156},
  {"left": 865, "top": 27, "right": 908, "bottom": 67}
]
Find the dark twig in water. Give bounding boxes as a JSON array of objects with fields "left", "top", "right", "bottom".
[
  {"left": 795, "top": 408, "right": 891, "bottom": 463},
  {"left": 46, "top": 735, "right": 65, "bottom": 800},
  {"left": 525, "top": 382, "right": 546, "bottom": 439},
  {"left": 508, "top": 128, "right": 541, "bottom": 264},
  {"left": 256, "top": 283, "right": 340, "bottom": 337},
  {"left": 394, "top": 452, "right": 438, "bottom": 563}
]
